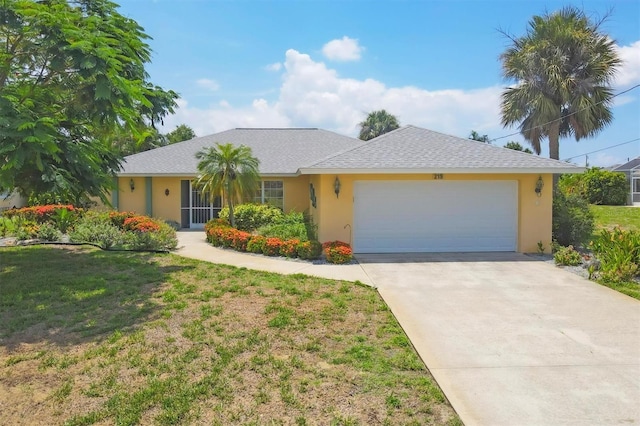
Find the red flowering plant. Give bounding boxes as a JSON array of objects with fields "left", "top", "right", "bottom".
[
  {"left": 323, "top": 241, "right": 353, "bottom": 264},
  {"left": 122, "top": 216, "right": 161, "bottom": 233},
  {"left": 262, "top": 237, "right": 283, "bottom": 256},
  {"left": 205, "top": 219, "right": 232, "bottom": 245},
  {"left": 232, "top": 230, "right": 252, "bottom": 252},
  {"left": 108, "top": 211, "right": 137, "bottom": 228},
  {"left": 279, "top": 239, "right": 300, "bottom": 258},
  {"left": 4, "top": 204, "right": 79, "bottom": 223}
]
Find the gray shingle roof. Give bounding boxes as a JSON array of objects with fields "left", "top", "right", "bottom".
[
  {"left": 120, "top": 128, "right": 364, "bottom": 175},
  {"left": 120, "top": 125, "right": 584, "bottom": 176},
  {"left": 613, "top": 157, "right": 640, "bottom": 171},
  {"left": 302, "top": 125, "right": 583, "bottom": 173}
]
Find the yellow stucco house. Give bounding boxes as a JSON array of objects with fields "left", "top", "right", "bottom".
[{"left": 116, "top": 125, "right": 582, "bottom": 253}]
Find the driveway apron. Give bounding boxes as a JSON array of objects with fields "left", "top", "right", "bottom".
[{"left": 358, "top": 253, "right": 640, "bottom": 426}]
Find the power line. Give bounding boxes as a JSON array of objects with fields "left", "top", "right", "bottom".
[
  {"left": 564, "top": 137, "right": 640, "bottom": 161},
  {"left": 490, "top": 84, "right": 640, "bottom": 143}
]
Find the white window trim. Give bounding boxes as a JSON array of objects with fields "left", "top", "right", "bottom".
[{"left": 256, "top": 180, "right": 284, "bottom": 210}]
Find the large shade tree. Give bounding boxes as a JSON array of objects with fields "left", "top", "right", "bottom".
[
  {"left": 0, "top": 0, "right": 177, "bottom": 205},
  {"left": 500, "top": 7, "right": 621, "bottom": 160},
  {"left": 167, "top": 124, "right": 197, "bottom": 144},
  {"left": 358, "top": 110, "right": 400, "bottom": 141},
  {"left": 195, "top": 143, "right": 260, "bottom": 228}
]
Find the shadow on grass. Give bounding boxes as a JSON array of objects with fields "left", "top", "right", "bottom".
[{"left": 0, "top": 245, "right": 190, "bottom": 351}]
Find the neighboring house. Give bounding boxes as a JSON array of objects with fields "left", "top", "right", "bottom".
[
  {"left": 0, "top": 191, "right": 26, "bottom": 212},
  {"left": 117, "top": 125, "right": 582, "bottom": 253},
  {"left": 612, "top": 157, "right": 640, "bottom": 205}
]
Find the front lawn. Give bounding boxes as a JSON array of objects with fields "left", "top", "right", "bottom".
[
  {"left": 0, "top": 245, "right": 459, "bottom": 425},
  {"left": 591, "top": 205, "right": 640, "bottom": 234}
]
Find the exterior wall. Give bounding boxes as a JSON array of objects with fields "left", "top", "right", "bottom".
[
  {"left": 313, "top": 173, "right": 553, "bottom": 253},
  {"left": 0, "top": 191, "right": 26, "bottom": 211},
  {"left": 281, "top": 176, "right": 310, "bottom": 213},
  {"left": 152, "top": 177, "right": 185, "bottom": 223},
  {"left": 117, "top": 177, "right": 147, "bottom": 214},
  {"left": 114, "top": 175, "right": 312, "bottom": 226}
]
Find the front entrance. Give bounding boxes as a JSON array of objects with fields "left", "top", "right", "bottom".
[{"left": 181, "top": 180, "right": 221, "bottom": 228}]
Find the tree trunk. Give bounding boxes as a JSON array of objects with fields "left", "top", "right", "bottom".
[
  {"left": 226, "top": 180, "right": 235, "bottom": 228},
  {"left": 548, "top": 120, "right": 561, "bottom": 187},
  {"left": 548, "top": 120, "right": 560, "bottom": 160}
]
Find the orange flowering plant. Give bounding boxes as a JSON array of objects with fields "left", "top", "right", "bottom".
[{"left": 323, "top": 241, "right": 353, "bottom": 264}]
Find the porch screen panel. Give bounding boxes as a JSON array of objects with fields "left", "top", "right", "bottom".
[{"left": 180, "top": 180, "right": 190, "bottom": 228}]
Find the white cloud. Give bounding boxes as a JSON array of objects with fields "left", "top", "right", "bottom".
[
  {"left": 614, "top": 40, "right": 640, "bottom": 88},
  {"left": 589, "top": 152, "right": 625, "bottom": 168},
  {"left": 196, "top": 78, "right": 220, "bottom": 92},
  {"left": 322, "top": 36, "right": 363, "bottom": 62},
  {"left": 264, "top": 62, "right": 282, "bottom": 72},
  {"left": 161, "top": 98, "right": 291, "bottom": 137},
  {"left": 162, "top": 48, "right": 506, "bottom": 139}
]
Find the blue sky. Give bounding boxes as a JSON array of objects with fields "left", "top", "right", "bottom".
[{"left": 118, "top": 0, "right": 640, "bottom": 166}]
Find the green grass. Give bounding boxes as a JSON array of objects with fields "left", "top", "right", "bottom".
[
  {"left": 0, "top": 245, "right": 459, "bottom": 425},
  {"left": 591, "top": 205, "right": 640, "bottom": 234}
]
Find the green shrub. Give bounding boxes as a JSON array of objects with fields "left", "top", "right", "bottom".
[
  {"left": 590, "top": 227, "right": 640, "bottom": 283},
  {"left": 258, "top": 222, "right": 309, "bottom": 241},
  {"left": 582, "top": 168, "right": 628, "bottom": 205},
  {"left": 0, "top": 217, "right": 15, "bottom": 237},
  {"left": 559, "top": 169, "right": 628, "bottom": 206},
  {"left": 36, "top": 222, "right": 62, "bottom": 241},
  {"left": 297, "top": 240, "right": 323, "bottom": 260},
  {"left": 14, "top": 219, "right": 39, "bottom": 240},
  {"left": 70, "top": 211, "right": 124, "bottom": 249},
  {"left": 218, "top": 203, "right": 284, "bottom": 231},
  {"left": 123, "top": 221, "right": 178, "bottom": 251},
  {"left": 246, "top": 235, "right": 266, "bottom": 254},
  {"left": 553, "top": 245, "right": 582, "bottom": 266},
  {"left": 552, "top": 190, "right": 594, "bottom": 247}
]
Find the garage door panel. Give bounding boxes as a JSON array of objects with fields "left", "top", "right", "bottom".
[{"left": 353, "top": 181, "right": 517, "bottom": 253}]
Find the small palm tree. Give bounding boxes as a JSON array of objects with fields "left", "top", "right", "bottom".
[
  {"left": 500, "top": 7, "right": 620, "bottom": 160},
  {"left": 358, "top": 110, "right": 400, "bottom": 141},
  {"left": 195, "top": 143, "right": 260, "bottom": 228}
]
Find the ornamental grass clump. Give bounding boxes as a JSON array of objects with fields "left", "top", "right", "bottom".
[{"left": 323, "top": 241, "right": 353, "bottom": 264}]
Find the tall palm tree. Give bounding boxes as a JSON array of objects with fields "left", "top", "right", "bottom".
[
  {"left": 500, "top": 7, "right": 620, "bottom": 160},
  {"left": 358, "top": 110, "right": 400, "bottom": 141},
  {"left": 195, "top": 143, "right": 260, "bottom": 228}
]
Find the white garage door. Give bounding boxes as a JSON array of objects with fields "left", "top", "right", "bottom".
[{"left": 353, "top": 180, "right": 517, "bottom": 253}]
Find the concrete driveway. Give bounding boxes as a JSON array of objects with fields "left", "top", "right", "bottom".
[{"left": 358, "top": 253, "right": 640, "bottom": 426}]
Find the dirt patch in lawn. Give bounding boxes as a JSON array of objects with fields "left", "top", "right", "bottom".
[{"left": 0, "top": 246, "right": 460, "bottom": 425}]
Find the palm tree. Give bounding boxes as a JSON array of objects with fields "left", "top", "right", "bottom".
[
  {"left": 195, "top": 143, "right": 260, "bottom": 228},
  {"left": 500, "top": 7, "right": 620, "bottom": 160},
  {"left": 358, "top": 110, "right": 400, "bottom": 141}
]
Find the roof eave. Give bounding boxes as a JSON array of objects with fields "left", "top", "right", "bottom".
[
  {"left": 298, "top": 167, "right": 586, "bottom": 175},
  {"left": 117, "top": 172, "right": 300, "bottom": 177}
]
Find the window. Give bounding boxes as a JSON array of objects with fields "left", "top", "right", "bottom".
[{"left": 255, "top": 180, "right": 284, "bottom": 210}]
